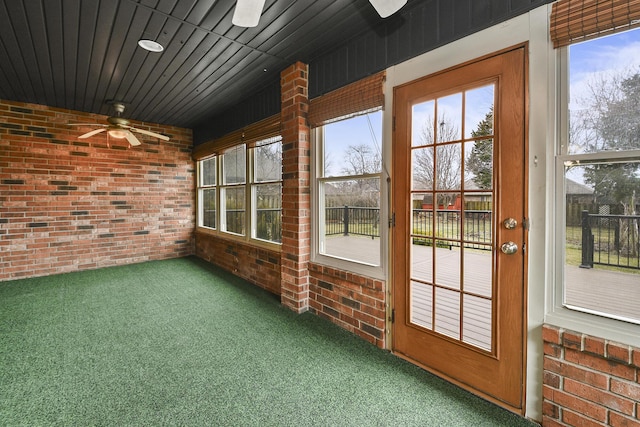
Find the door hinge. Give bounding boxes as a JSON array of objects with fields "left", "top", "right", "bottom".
[
  {"left": 523, "top": 217, "right": 531, "bottom": 230},
  {"left": 390, "top": 309, "right": 395, "bottom": 323},
  {"left": 389, "top": 212, "right": 396, "bottom": 228}
]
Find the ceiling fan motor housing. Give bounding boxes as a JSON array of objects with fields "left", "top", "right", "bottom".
[{"left": 107, "top": 116, "right": 130, "bottom": 126}]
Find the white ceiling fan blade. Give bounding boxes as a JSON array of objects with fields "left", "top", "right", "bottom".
[
  {"left": 124, "top": 131, "right": 142, "bottom": 146},
  {"left": 232, "top": 0, "right": 266, "bottom": 27},
  {"left": 78, "top": 128, "right": 107, "bottom": 139},
  {"left": 369, "top": 0, "right": 407, "bottom": 18},
  {"left": 130, "top": 127, "right": 170, "bottom": 141}
]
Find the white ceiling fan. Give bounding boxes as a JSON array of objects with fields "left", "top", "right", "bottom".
[
  {"left": 73, "top": 102, "right": 170, "bottom": 146},
  {"left": 232, "top": 0, "right": 408, "bottom": 27}
]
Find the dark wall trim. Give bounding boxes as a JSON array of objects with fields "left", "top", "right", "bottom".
[{"left": 193, "top": 0, "right": 552, "bottom": 145}]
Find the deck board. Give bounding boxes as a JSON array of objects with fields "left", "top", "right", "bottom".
[{"left": 324, "top": 235, "right": 640, "bottom": 345}]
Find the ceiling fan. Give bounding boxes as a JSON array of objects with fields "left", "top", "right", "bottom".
[
  {"left": 73, "top": 102, "right": 170, "bottom": 146},
  {"left": 232, "top": 0, "right": 408, "bottom": 27}
]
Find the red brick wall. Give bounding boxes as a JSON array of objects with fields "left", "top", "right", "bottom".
[
  {"left": 0, "top": 100, "right": 194, "bottom": 281},
  {"left": 195, "top": 231, "right": 281, "bottom": 295},
  {"left": 279, "top": 61, "right": 311, "bottom": 312},
  {"left": 543, "top": 324, "right": 640, "bottom": 427},
  {"left": 309, "top": 262, "right": 386, "bottom": 347}
]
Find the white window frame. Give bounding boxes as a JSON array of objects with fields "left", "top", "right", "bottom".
[
  {"left": 311, "top": 114, "right": 387, "bottom": 280},
  {"left": 250, "top": 136, "right": 283, "bottom": 244},
  {"left": 547, "top": 38, "right": 640, "bottom": 348},
  {"left": 196, "top": 140, "right": 282, "bottom": 250},
  {"left": 197, "top": 155, "right": 217, "bottom": 230}
]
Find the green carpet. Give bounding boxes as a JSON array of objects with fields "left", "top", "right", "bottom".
[{"left": 0, "top": 256, "right": 537, "bottom": 426}]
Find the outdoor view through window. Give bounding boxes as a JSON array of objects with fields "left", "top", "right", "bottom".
[
  {"left": 318, "top": 111, "right": 383, "bottom": 267},
  {"left": 562, "top": 27, "right": 640, "bottom": 324}
]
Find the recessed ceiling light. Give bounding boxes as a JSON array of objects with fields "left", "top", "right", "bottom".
[{"left": 137, "top": 39, "right": 164, "bottom": 52}]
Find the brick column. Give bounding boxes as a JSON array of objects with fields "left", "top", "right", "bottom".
[{"left": 280, "top": 62, "right": 311, "bottom": 313}]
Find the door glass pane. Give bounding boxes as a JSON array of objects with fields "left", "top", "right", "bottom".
[
  {"left": 412, "top": 100, "right": 435, "bottom": 147},
  {"left": 463, "top": 194, "right": 492, "bottom": 244},
  {"left": 409, "top": 83, "right": 495, "bottom": 352},
  {"left": 465, "top": 139, "right": 493, "bottom": 191},
  {"left": 462, "top": 294, "right": 492, "bottom": 351},
  {"left": 464, "top": 85, "right": 494, "bottom": 140},
  {"left": 412, "top": 147, "right": 434, "bottom": 191},
  {"left": 435, "top": 193, "right": 460, "bottom": 241},
  {"left": 410, "top": 281, "right": 433, "bottom": 329},
  {"left": 435, "top": 143, "right": 462, "bottom": 190},
  {"left": 434, "top": 287, "right": 460, "bottom": 340},
  {"left": 435, "top": 246, "right": 460, "bottom": 290},
  {"left": 463, "top": 247, "right": 492, "bottom": 298},
  {"left": 436, "top": 93, "right": 462, "bottom": 143}
]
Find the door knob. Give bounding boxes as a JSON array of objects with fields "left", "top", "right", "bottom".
[
  {"left": 501, "top": 241, "right": 518, "bottom": 255},
  {"left": 503, "top": 218, "right": 517, "bottom": 229}
]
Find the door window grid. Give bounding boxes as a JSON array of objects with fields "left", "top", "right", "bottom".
[{"left": 409, "top": 83, "right": 496, "bottom": 352}]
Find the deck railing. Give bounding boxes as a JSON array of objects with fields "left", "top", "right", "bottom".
[
  {"left": 580, "top": 210, "right": 640, "bottom": 270},
  {"left": 324, "top": 207, "right": 493, "bottom": 250},
  {"left": 325, "top": 206, "right": 380, "bottom": 238}
]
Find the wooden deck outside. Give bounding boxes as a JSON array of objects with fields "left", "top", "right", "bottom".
[{"left": 324, "top": 235, "right": 640, "bottom": 347}]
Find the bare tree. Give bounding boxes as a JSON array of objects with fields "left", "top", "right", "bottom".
[{"left": 412, "top": 114, "right": 462, "bottom": 202}]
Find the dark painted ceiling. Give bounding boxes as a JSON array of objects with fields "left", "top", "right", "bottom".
[{"left": 0, "top": 0, "right": 395, "bottom": 130}]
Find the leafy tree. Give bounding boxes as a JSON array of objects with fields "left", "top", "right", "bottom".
[{"left": 467, "top": 108, "right": 493, "bottom": 189}]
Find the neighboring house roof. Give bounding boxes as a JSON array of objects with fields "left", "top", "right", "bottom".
[{"left": 566, "top": 178, "right": 594, "bottom": 195}]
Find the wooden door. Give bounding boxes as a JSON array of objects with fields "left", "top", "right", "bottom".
[{"left": 392, "top": 47, "right": 527, "bottom": 411}]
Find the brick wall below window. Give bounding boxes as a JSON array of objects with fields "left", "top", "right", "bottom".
[
  {"left": 195, "top": 231, "right": 281, "bottom": 295},
  {"left": 308, "top": 262, "right": 386, "bottom": 348},
  {"left": 0, "top": 100, "right": 194, "bottom": 281},
  {"left": 542, "top": 324, "right": 640, "bottom": 427}
]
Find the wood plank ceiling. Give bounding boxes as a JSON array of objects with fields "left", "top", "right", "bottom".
[{"left": 0, "top": 0, "right": 386, "bottom": 129}]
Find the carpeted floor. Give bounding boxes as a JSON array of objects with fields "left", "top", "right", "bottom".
[{"left": 0, "top": 256, "right": 537, "bottom": 426}]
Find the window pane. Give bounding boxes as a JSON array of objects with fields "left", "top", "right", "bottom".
[
  {"left": 223, "top": 186, "right": 245, "bottom": 235},
  {"left": 200, "top": 157, "right": 216, "bottom": 186},
  {"left": 322, "top": 111, "right": 382, "bottom": 177},
  {"left": 254, "top": 183, "right": 282, "bottom": 243},
  {"left": 567, "top": 30, "right": 640, "bottom": 155},
  {"left": 321, "top": 177, "right": 380, "bottom": 266},
  {"left": 223, "top": 145, "right": 246, "bottom": 184},
  {"left": 563, "top": 162, "right": 640, "bottom": 323},
  {"left": 201, "top": 188, "right": 216, "bottom": 229},
  {"left": 562, "top": 28, "right": 640, "bottom": 324},
  {"left": 254, "top": 138, "right": 282, "bottom": 182}
]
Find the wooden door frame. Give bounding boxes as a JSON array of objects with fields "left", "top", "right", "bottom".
[{"left": 389, "top": 44, "right": 529, "bottom": 414}]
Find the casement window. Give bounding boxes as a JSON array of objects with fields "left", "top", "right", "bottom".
[
  {"left": 552, "top": 1, "right": 640, "bottom": 332},
  {"left": 310, "top": 72, "right": 386, "bottom": 275},
  {"left": 195, "top": 116, "right": 282, "bottom": 246}
]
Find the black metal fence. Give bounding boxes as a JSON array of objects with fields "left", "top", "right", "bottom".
[
  {"left": 579, "top": 210, "right": 640, "bottom": 270},
  {"left": 412, "top": 209, "right": 492, "bottom": 250},
  {"left": 325, "top": 206, "right": 380, "bottom": 238},
  {"left": 325, "top": 207, "right": 493, "bottom": 250}
]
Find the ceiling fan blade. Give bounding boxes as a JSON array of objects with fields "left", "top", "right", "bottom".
[
  {"left": 124, "top": 131, "right": 142, "bottom": 146},
  {"left": 369, "top": 0, "right": 407, "bottom": 18},
  {"left": 130, "top": 127, "right": 170, "bottom": 141},
  {"left": 78, "top": 128, "right": 107, "bottom": 139},
  {"left": 232, "top": 0, "right": 266, "bottom": 27}
]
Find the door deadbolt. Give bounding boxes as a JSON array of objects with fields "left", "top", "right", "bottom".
[
  {"left": 503, "top": 218, "right": 518, "bottom": 229},
  {"left": 501, "top": 241, "right": 518, "bottom": 255}
]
